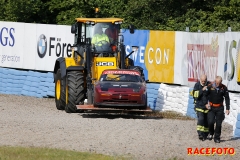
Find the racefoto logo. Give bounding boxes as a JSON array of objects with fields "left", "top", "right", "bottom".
[{"left": 37, "top": 34, "right": 47, "bottom": 58}]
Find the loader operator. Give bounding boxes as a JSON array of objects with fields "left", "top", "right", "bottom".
[
  {"left": 91, "top": 26, "right": 110, "bottom": 48},
  {"left": 192, "top": 74, "right": 211, "bottom": 141},
  {"left": 105, "top": 25, "right": 118, "bottom": 43},
  {"left": 205, "top": 76, "right": 230, "bottom": 143}
]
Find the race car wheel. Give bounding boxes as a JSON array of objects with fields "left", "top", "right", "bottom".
[
  {"left": 140, "top": 93, "right": 148, "bottom": 110},
  {"left": 54, "top": 69, "right": 65, "bottom": 110},
  {"left": 65, "top": 71, "right": 85, "bottom": 113}
]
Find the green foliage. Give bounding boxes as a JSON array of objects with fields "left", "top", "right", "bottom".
[
  {"left": 0, "top": 146, "right": 129, "bottom": 160},
  {"left": 1, "top": 0, "right": 240, "bottom": 31}
]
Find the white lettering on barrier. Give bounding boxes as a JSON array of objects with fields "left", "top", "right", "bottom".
[
  {"left": 1, "top": 55, "right": 20, "bottom": 63},
  {"left": 148, "top": 47, "right": 169, "bottom": 65},
  {"left": 139, "top": 46, "right": 145, "bottom": 63},
  {"left": 125, "top": 45, "right": 145, "bottom": 63},
  {"left": 148, "top": 47, "right": 154, "bottom": 64}
]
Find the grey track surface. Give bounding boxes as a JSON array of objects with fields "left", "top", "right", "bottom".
[{"left": 0, "top": 94, "right": 239, "bottom": 160}]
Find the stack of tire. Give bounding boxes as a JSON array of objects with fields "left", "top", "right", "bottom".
[
  {"left": 0, "top": 67, "right": 54, "bottom": 98},
  {"left": 186, "top": 88, "right": 197, "bottom": 119},
  {"left": 146, "top": 83, "right": 160, "bottom": 110}
]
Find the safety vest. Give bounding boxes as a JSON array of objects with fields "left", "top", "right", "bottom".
[{"left": 91, "top": 34, "right": 109, "bottom": 46}]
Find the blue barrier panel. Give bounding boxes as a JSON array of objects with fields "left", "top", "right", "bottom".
[
  {"left": 29, "top": 77, "right": 40, "bottom": 82},
  {"left": 234, "top": 115, "right": 240, "bottom": 137},
  {"left": 237, "top": 114, "right": 240, "bottom": 121},
  {"left": 1, "top": 68, "right": 9, "bottom": 74},
  {"left": 188, "top": 98, "right": 194, "bottom": 104},
  {"left": 234, "top": 129, "right": 240, "bottom": 137},
  {"left": 47, "top": 72, "right": 54, "bottom": 78},
  {"left": 45, "top": 77, "right": 54, "bottom": 83},
  {"left": 122, "top": 30, "right": 149, "bottom": 79},
  {"left": 147, "top": 97, "right": 154, "bottom": 102},
  {"left": 22, "top": 83, "right": 31, "bottom": 90},
  {"left": 186, "top": 106, "right": 197, "bottom": 119},
  {"left": 29, "top": 86, "right": 38, "bottom": 92},
  {"left": 19, "top": 71, "right": 29, "bottom": 76},
  {"left": 188, "top": 103, "right": 195, "bottom": 109},
  {"left": 39, "top": 81, "right": 50, "bottom": 87},
  {"left": 21, "top": 90, "right": 29, "bottom": 96},
  {"left": 40, "top": 76, "right": 48, "bottom": 82},
  {"left": 47, "top": 89, "right": 55, "bottom": 97},
  {"left": 42, "top": 86, "right": 49, "bottom": 92},
  {"left": 31, "top": 82, "right": 40, "bottom": 88},
  {"left": 147, "top": 83, "right": 160, "bottom": 89},
  {"left": 38, "top": 90, "right": 46, "bottom": 97},
  {"left": 236, "top": 120, "right": 240, "bottom": 129}
]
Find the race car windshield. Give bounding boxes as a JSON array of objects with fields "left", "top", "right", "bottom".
[{"left": 100, "top": 74, "right": 142, "bottom": 82}]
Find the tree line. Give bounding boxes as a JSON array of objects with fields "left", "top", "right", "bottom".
[{"left": 0, "top": 0, "right": 240, "bottom": 32}]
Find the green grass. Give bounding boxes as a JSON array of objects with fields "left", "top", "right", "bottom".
[
  {"left": 0, "top": 146, "right": 130, "bottom": 160},
  {"left": 146, "top": 111, "right": 195, "bottom": 120}
]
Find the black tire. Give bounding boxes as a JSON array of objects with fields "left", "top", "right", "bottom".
[
  {"left": 140, "top": 93, "right": 148, "bottom": 110},
  {"left": 65, "top": 71, "right": 85, "bottom": 113},
  {"left": 55, "top": 69, "right": 66, "bottom": 110}
]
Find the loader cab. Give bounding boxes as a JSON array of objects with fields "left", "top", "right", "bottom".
[{"left": 71, "top": 18, "right": 126, "bottom": 55}]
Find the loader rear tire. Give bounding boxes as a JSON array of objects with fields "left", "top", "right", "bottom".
[
  {"left": 55, "top": 69, "right": 65, "bottom": 110},
  {"left": 65, "top": 71, "right": 85, "bottom": 113}
]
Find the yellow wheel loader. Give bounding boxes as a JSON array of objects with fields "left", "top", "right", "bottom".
[{"left": 53, "top": 14, "right": 150, "bottom": 113}]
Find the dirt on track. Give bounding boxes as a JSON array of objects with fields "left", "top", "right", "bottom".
[{"left": 0, "top": 94, "right": 239, "bottom": 160}]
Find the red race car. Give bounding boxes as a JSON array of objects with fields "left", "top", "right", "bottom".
[{"left": 94, "top": 69, "right": 147, "bottom": 110}]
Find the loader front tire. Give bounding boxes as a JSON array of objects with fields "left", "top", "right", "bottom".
[
  {"left": 65, "top": 71, "right": 85, "bottom": 113},
  {"left": 55, "top": 69, "right": 66, "bottom": 110}
]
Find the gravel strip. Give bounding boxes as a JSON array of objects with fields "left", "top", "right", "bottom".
[{"left": 0, "top": 94, "right": 239, "bottom": 160}]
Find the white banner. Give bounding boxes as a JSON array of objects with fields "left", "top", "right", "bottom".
[
  {"left": 35, "top": 24, "right": 73, "bottom": 71},
  {"left": 0, "top": 21, "right": 73, "bottom": 71},
  {"left": 0, "top": 22, "right": 24, "bottom": 69},
  {"left": 175, "top": 31, "right": 240, "bottom": 91},
  {"left": 222, "top": 32, "right": 240, "bottom": 91}
]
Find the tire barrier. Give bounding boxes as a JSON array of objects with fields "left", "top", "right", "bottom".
[
  {"left": 146, "top": 83, "right": 161, "bottom": 110},
  {"left": 155, "top": 83, "right": 191, "bottom": 117},
  {"left": 0, "top": 67, "right": 240, "bottom": 137},
  {"left": 0, "top": 67, "right": 54, "bottom": 98},
  {"left": 235, "top": 113, "right": 240, "bottom": 137}
]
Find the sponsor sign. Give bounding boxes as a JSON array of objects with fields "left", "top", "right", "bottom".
[
  {"left": 96, "top": 62, "right": 114, "bottom": 66},
  {"left": 144, "top": 31, "right": 175, "bottom": 83},
  {"left": 102, "top": 70, "right": 140, "bottom": 76},
  {"left": 187, "top": 34, "right": 219, "bottom": 82}
]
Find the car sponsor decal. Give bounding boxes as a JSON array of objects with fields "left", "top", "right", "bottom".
[{"left": 102, "top": 70, "right": 140, "bottom": 75}]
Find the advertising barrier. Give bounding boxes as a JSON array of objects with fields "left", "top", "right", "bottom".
[
  {"left": 1, "top": 21, "right": 240, "bottom": 91},
  {"left": 123, "top": 31, "right": 240, "bottom": 91},
  {"left": 0, "top": 21, "right": 73, "bottom": 71}
]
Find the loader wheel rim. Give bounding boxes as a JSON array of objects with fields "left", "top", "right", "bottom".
[{"left": 56, "top": 80, "right": 61, "bottom": 100}]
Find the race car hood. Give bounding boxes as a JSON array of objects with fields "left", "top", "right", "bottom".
[{"left": 97, "top": 81, "right": 144, "bottom": 91}]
